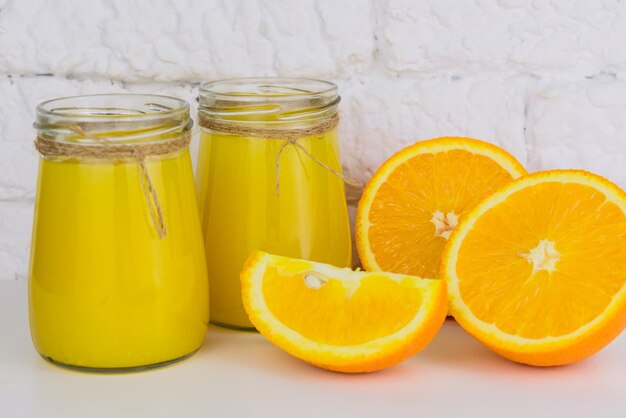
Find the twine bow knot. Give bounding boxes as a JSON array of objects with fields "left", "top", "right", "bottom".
[
  {"left": 197, "top": 113, "right": 355, "bottom": 195},
  {"left": 34, "top": 128, "right": 190, "bottom": 240}
]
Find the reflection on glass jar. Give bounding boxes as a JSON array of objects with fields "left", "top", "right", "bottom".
[
  {"left": 196, "top": 78, "right": 352, "bottom": 330},
  {"left": 29, "top": 94, "right": 209, "bottom": 372}
]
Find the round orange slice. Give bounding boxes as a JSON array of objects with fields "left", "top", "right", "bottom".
[
  {"left": 240, "top": 250, "right": 447, "bottom": 373},
  {"left": 443, "top": 170, "right": 626, "bottom": 366},
  {"left": 356, "top": 137, "right": 526, "bottom": 278}
]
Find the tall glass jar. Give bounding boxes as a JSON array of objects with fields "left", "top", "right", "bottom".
[
  {"left": 196, "top": 78, "right": 352, "bottom": 330},
  {"left": 30, "top": 94, "right": 209, "bottom": 372}
]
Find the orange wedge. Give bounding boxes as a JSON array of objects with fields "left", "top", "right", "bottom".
[
  {"left": 241, "top": 251, "right": 447, "bottom": 373},
  {"left": 356, "top": 137, "right": 526, "bottom": 279},
  {"left": 443, "top": 170, "right": 626, "bottom": 366}
]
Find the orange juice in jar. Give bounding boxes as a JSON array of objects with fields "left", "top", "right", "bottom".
[
  {"left": 196, "top": 78, "right": 352, "bottom": 330},
  {"left": 29, "top": 94, "right": 209, "bottom": 371}
]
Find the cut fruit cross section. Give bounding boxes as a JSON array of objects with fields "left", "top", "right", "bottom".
[
  {"left": 241, "top": 251, "right": 447, "bottom": 373},
  {"left": 356, "top": 137, "right": 526, "bottom": 279},
  {"left": 443, "top": 170, "right": 626, "bottom": 366}
]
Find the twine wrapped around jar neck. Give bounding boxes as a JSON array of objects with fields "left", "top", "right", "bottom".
[
  {"left": 198, "top": 113, "right": 355, "bottom": 194},
  {"left": 34, "top": 128, "right": 191, "bottom": 240}
]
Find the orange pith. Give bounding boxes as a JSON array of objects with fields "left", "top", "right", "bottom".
[
  {"left": 241, "top": 251, "right": 447, "bottom": 373},
  {"left": 356, "top": 137, "right": 526, "bottom": 279},
  {"left": 443, "top": 170, "right": 626, "bottom": 366}
]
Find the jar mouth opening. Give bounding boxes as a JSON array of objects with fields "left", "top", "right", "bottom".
[
  {"left": 37, "top": 93, "right": 189, "bottom": 121},
  {"left": 200, "top": 77, "right": 337, "bottom": 100},
  {"left": 35, "top": 94, "right": 192, "bottom": 144},
  {"left": 198, "top": 77, "right": 339, "bottom": 123}
]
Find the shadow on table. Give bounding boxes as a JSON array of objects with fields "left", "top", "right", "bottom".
[
  {"left": 197, "top": 318, "right": 610, "bottom": 394},
  {"left": 418, "top": 318, "right": 605, "bottom": 378},
  {"left": 416, "top": 318, "right": 509, "bottom": 369},
  {"left": 197, "top": 324, "right": 419, "bottom": 384}
]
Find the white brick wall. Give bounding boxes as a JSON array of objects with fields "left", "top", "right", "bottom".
[{"left": 1, "top": 0, "right": 625, "bottom": 279}]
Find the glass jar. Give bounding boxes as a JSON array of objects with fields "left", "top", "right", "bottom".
[
  {"left": 196, "top": 77, "right": 352, "bottom": 330},
  {"left": 29, "top": 94, "right": 209, "bottom": 372}
]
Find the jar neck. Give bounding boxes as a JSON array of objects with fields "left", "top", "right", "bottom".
[
  {"left": 35, "top": 94, "right": 192, "bottom": 144},
  {"left": 198, "top": 77, "right": 339, "bottom": 128}
]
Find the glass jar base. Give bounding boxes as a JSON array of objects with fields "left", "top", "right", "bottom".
[
  {"left": 39, "top": 347, "right": 201, "bottom": 374},
  {"left": 210, "top": 319, "right": 258, "bottom": 332}
]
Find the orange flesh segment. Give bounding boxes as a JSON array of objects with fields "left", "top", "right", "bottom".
[
  {"left": 457, "top": 181, "right": 626, "bottom": 339},
  {"left": 368, "top": 149, "right": 518, "bottom": 277},
  {"left": 262, "top": 266, "right": 424, "bottom": 346}
]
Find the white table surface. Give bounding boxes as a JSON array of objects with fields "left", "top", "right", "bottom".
[{"left": 1, "top": 280, "right": 624, "bottom": 418}]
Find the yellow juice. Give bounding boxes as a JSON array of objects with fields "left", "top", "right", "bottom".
[
  {"left": 196, "top": 128, "right": 352, "bottom": 329},
  {"left": 29, "top": 150, "right": 209, "bottom": 369}
]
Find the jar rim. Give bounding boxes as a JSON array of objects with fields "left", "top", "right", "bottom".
[
  {"left": 36, "top": 93, "right": 189, "bottom": 122},
  {"left": 199, "top": 77, "right": 337, "bottom": 101}
]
